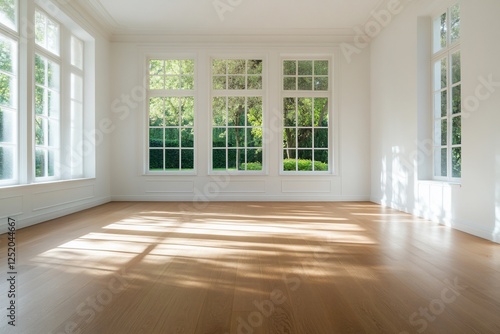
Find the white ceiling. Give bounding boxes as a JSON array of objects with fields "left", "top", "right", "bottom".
[{"left": 76, "top": 0, "right": 387, "bottom": 36}]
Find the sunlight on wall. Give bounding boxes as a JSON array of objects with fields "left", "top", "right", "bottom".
[{"left": 380, "top": 147, "right": 411, "bottom": 211}]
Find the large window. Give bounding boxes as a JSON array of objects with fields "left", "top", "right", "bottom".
[
  {"left": 432, "top": 3, "right": 461, "bottom": 180},
  {"left": 0, "top": 0, "right": 93, "bottom": 188},
  {"left": 0, "top": 0, "right": 17, "bottom": 184},
  {"left": 282, "top": 59, "right": 331, "bottom": 172},
  {"left": 211, "top": 58, "right": 264, "bottom": 172},
  {"left": 147, "top": 59, "right": 195, "bottom": 172}
]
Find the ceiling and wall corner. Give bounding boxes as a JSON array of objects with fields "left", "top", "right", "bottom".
[{"left": 73, "top": 0, "right": 391, "bottom": 42}]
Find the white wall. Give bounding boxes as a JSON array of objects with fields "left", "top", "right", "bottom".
[
  {"left": 0, "top": 4, "right": 112, "bottom": 233},
  {"left": 370, "top": 0, "right": 500, "bottom": 243},
  {"left": 109, "top": 41, "right": 371, "bottom": 202}
]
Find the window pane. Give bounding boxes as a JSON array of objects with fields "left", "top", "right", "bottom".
[
  {"left": 283, "top": 128, "right": 296, "bottom": 149},
  {"left": 298, "top": 150, "right": 313, "bottom": 171},
  {"left": 451, "top": 51, "right": 461, "bottom": 84},
  {"left": 35, "top": 11, "right": 60, "bottom": 55},
  {"left": 228, "top": 75, "right": 245, "bottom": 90},
  {"left": 298, "top": 77, "right": 312, "bottom": 90},
  {"left": 434, "top": 90, "right": 447, "bottom": 118},
  {"left": 0, "top": 35, "right": 15, "bottom": 73},
  {"left": 434, "top": 148, "right": 447, "bottom": 177},
  {"left": 247, "top": 97, "right": 262, "bottom": 126},
  {"left": 212, "top": 59, "right": 226, "bottom": 75},
  {"left": 227, "top": 59, "right": 245, "bottom": 74},
  {"left": 213, "top": 149, "right": 226, "bottom": 169},
  {"left": 48, "top": 149, "right": 55, "bottom": 176},
  {"left": 247, "top": 75, "right": 262, "bottom": 89},
  {"left": 165, "top": 97, "right": 179, "bottom": 126},
  {"left": 213, "top": 128, "right": 226, "bottom": 147},
  {"left": 314, "top": 98, "right": 328, "bottom": 126},
  {"left": 164, "top": 128, "right": 179, "bottom": 147},
  {"left": 181, "top": 128, "right": 194, "bottom": 148},
  {"left": 283, "top": 61, "right": 296, "bottom": 75},
  {"left": 314, "top": 77, "right": 328, "bottom": 91},
  {"left": 0, "top": 73, "right": 13, "bottom": 107},
  {"left": 149, "top": 128, "right": 163, "bottom": 148},
  {"left": 247, "top": 60, "right": 262, "bottom": 75},
  {"left": 212, "top": 97, "right": 226, "bottom": 126},
  {"left": 297, "top": 98, "right": 312, "bottom": 126},
  {"left": 434, "top": 58, "right": 447, "bottom": 90},
  {"left": 245, "top": 149, "right": 262, "bottom": 170},
  {"left": 35, "top": 116, "right": 44, "bottom": 145},
  {"left": 297, "top": 129, "right": 312, "bottom": 148},
  {"left": 181, "top": 97, "right": 194, "bottom": 126},
  {"left": 165, "top": 60, "right": 180, "bottom": 75},
  {"left": 0, "top": 0, "right": 16, "bottom": 30},
  {"left": 165, "top": 149, "right": 179, "bottom": 169},
  {"left": 213, "top": 76, "right": 226, "bottom": 90},
  {"left": 314, "top": 129, "right": 328, "bottom": 149},
  {"left": 149, "top": 97, "right": 164, "bottom": 126},
  {"left": 227, "top": 149, "right": 237, "bottom": 169},
  {"left": 0, "top": 109, "right": 13, "bottom": 142},
  {"left": 452, "top": 85, "right": 461, "bottom": 114},
  {"left": 35, "top": 149, "right": 45, "bottom": 177},
  {"left": 314, "top": 61, "right": 328, "bottom": 76},
  {"left": 433, "top": 12, "right": 447, "bottom": 53},
  {"left": 228, "top": 97, "right": 245, "bottom": 126},
  {"left": 284, "top": 77, "right": 296, "bottom": 90},
  {"left": 181, "top": 60, "right": 194, "bottom": 74},
  {"left": 149, "top": 149, "right": 164, "bottom": 170},
  {"left": 71, "top": 74, "right": 83, "bottom": 102},
  {"left": 450, "top": 4, "right": 460, "bottom": 44},
  {"left": 0, "top": 146, "right": 13, "bottom": 179},
  {"left": 452, "top": 116, "right": 461, "bottom": 145},
  {"left": 247, "top": 128, "right": 262, "bottom": 148},
  {"left": 314, "top": 150, "right": 329, "bottom": 166},
  {"left": 452, "top": 147, "right": 461, "bottom": 178},
  {"left": 283, "top": 98, "right": 296, "bottom": 126},
  {"left": 298, "top": 61, "right": 312, "bottom": 75},
  {"left": 71, "top": 36, "right": 84, "bottom": 69},
  {"left": 181, "top": 149, "right": 194, "bottom": 170}
]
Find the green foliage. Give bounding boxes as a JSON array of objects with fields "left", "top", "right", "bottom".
[
  {"left": 283, "top": 159, "right": 328, "bottom": 172},
  {"left": 240, "top": 162, "right": 262, "bottom": 171}
]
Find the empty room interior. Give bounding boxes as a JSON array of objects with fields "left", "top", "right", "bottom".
[{"left": 1, "top": 0, "right": 500, "bottom": 333}]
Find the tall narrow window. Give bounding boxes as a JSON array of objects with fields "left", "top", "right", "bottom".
[
  {"left": 34, "top": 10, "right": 60, "bottom": 179},
  {"left": 0, "top": 0, "right": 18, "bottom": 183},
  {"left": 70, "top": 36, "right": 84, "bottom": 178},
  {"left": 432, "top": 3, "right": 461, "bottom": 179},
  {"left": 282, "top": 59, "right": 330, "bottom": 172},
  {"left": 211, "top": 58, "right": 264, "bottom": 172},
  {"left": 147, "top": 59, "right": 195, "bottom": 172}
]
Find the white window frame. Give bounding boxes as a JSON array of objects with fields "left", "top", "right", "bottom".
[
  {"left": 145, "top": 54, "right": 197, "bottom": 175},
  {"left": 34, "top": 7, "right": 61, "bottom": 181},
  {"left": 0, "top": 0, "right": 18, "bottom": 186},
  {"left": 280, "top": 55, "right": 334, "bottom": 175},
  {"left": 0, "top": 0, "right": 95, "bottom": 189},
  {"left": 209, "top": 54, "right": 266, "bottom": 175},
  {"left": 432, "top": 2, "right": 461, "bottom": 181}
]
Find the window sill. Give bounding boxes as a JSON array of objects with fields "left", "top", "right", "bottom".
[
  {"left": 418, "top": 179, "right": 462, "bottom": 187},
  {"left": 0, "top": 177, "right": 97, "bottom": 190}
]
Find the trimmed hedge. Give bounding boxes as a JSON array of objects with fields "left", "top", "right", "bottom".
[{"left": 283, "top": 159, "right": 328, "bottom": 171}]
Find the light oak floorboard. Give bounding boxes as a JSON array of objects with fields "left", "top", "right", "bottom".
[{"left": 0, "top": 202, "right": 499, "bottom": 334}]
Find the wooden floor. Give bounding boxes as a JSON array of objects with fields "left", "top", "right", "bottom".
[{"left": 1, "top": 202, "right": 500, "bottom": 334}]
